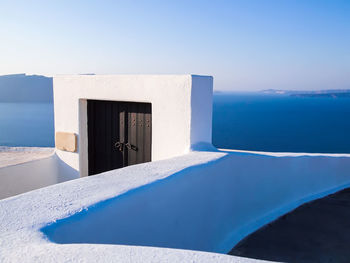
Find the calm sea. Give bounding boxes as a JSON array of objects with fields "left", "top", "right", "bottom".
[
  {"left": 1, "top": 94, "right": 349, "bottom": 153},
  {"left": 213, "top": 93, "right": 350, "bottom": 153}
]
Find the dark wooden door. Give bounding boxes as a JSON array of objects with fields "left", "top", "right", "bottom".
[{"left": 87, "top": 100, "right": 152, "bottom": 176}]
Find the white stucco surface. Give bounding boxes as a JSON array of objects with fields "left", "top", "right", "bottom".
[
  {"left": 1, "top": 150, "right": 350, "bottom": 262},
  {"left": 53, "top": 74, "right": 213, "bottom": 177},
  {"left": 0, "top": 147, "right": 54, "bottom": 168},
  {"left": 0, "top": 149, "right": 79, "bottom": 200}
]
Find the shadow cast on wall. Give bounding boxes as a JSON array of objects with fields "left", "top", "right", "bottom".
[{"left": 230, "top": 187, "right": 350, "bottom": 262}]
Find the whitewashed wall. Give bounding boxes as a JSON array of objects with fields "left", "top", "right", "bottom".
[
  {"left": 0, "top": 154, "right": 78, "bottom": 200},
  {"left": 41, "top": 151, "right": 350, "bottom": 253},
  {"left": 53, "top": 75, "right": 213, "bottom": 177},
  {"left": 2, "top": 151, "right": 350, "bottom": 262}
]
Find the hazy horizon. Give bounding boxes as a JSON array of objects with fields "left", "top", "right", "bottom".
[
  {"left": 1, "top": 0, "right": 349, "bottom": 91},
  {"left": 1, "top": 72, "right": 350, "bottom": 93}
]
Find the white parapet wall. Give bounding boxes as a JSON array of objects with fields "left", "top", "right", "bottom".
[
  {"left": 0, "top": 152, "right": 79, "bottom": 200},
  {"left": 1, "top": 150, "right": 350, "bottom": 262},
  {"left": 53, "top": 74, "right": 213, "bottom": 177},
  {"left": 0, "top": 147, "right": 80, "bottom": 200}
]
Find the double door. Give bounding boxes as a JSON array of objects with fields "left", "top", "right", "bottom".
[{"left": 87, "top": 100, "right": 152, "bottom": 176}]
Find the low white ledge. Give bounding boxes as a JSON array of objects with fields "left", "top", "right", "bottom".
[{"left": 1, "top": 150, "right": 350, "bottom": 262}]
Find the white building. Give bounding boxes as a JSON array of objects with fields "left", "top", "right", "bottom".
[{"left": 53, "top": 74, "right": 213, "bottom": 177}]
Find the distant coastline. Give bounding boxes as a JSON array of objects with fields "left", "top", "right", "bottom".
[
  {"left": 1, "top": 73, "right": 350, "bottom": 102},
  {"left": 0, "top": 74, "right": 52, "bottom": 103},
  {"left": 261, "top": 89, "right": 350, "bottom": 98}
]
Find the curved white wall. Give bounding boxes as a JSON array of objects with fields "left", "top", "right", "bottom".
[
  {"left": 0, "top": 154, "right": 79, "bottom": 199},
  {"left": 41, "top": 151, "right": 350, "bottom": 253},
  {"left": 1, "top": 150, "right": 350, "bottom": 262}
]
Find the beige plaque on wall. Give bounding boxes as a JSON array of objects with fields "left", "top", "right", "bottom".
[{"left": 55, "top": 132, "right": 77, "bottom": 152}]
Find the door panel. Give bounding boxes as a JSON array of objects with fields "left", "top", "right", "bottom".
[
  {"left": 128, "top": 103, "right": 138, "bottom": 165},
  {"left": 127, "top": 102, "right": 152, "bottom": 166},
  {"left": 88, "top": 100, "right": 152, "bottom": 176},
  {"left": 111, "top": 102, "right": 121, "bottom": 170},
  {"left": 119, "top": 102, "right": 127, "bottom": 167},
  {"left": 143, "top": 104, "right": 152, "bottom": 162}
]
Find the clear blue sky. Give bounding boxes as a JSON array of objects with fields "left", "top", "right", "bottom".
[{"left": 0, "top": 0, "right": 349, "bottom": 91}]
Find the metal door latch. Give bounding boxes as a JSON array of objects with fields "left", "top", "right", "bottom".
[
  {"left": 125, "top": 142, "right": 138, "bottom": 151},
  {"left": 114, "top": 141, "right": 124, "bottom": 152}
]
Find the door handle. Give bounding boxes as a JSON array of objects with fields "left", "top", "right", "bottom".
[
  {"left": 125, "top": 142, "right": 138, "bottom": 151},
  {"left": 114, "top": 141, "right": 125, "bottom": 152}
]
